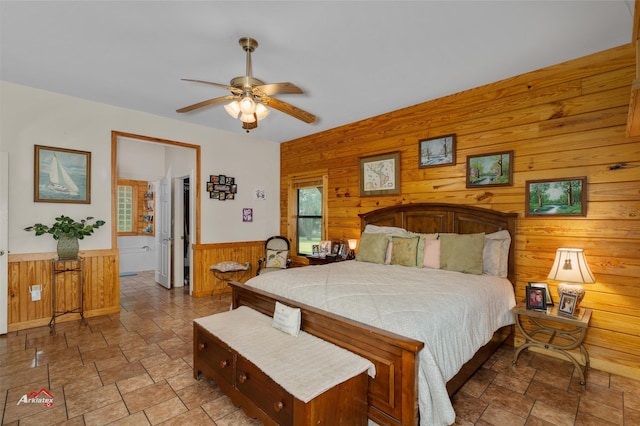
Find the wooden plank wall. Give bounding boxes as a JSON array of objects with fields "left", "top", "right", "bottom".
[
  {"left": 280, "top": 44, "right": 640, "bottom": 380},
  {"left": 192, "top": 241, "right": 265, "bottom": 297},
  {"left": 7, "top": 249, "right": 119, "bottom": 331}
]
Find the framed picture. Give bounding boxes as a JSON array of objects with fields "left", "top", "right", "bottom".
[
  {"left": 359, "top": 151, "right": 400, "bottom": 197},
  {"left": 338, "top": 242, "right": 348, "bottom": 259},
  {"left": 418, "top": 134, "right": 456, "bottom": 168},
  {"left": 558, "top": 292, "right": 578, "bottom": 316},
  {"left": 312, "top": 244, "right": 320, "bottom": 256},
  {"left": 525, "top": 177, "right": 587, "bottom": 217},
  {"left": 242, "top": 208, "right": 253, "bottom": 222},
  {"left": 466, "top": 151, "right": 513, "bottom": 187},
  {"left": 34, "top": 145, "right": 91, "bottom": 203},
  {"left": 529, "top": 282, "right": 553, "bottom": 305},
  {"left": 319, "top": 240, "right": 332, "bottom": 256},
  {"left": 254, "top": 189, "right": 266, "bottom": 200},
  {"left": 331, "top": 241, "right": 341, "bottom": 255},
  {"left": 526, "top": 285, "right": 547, "bottom": 310}
]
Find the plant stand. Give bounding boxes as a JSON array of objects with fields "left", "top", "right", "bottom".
[{"left": 50, "top": 257, "right": 85, "bottom": 332}]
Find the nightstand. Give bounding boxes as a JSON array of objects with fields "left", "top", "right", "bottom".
[
  {"left": 306, "top": 255, "right": 344, "bottom": 265},
  {"left": 512, "top": 301, "right": 592, "bottom": 385}
]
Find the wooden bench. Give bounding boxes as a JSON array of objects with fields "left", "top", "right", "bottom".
[{"left": 193, "top": 306, "right": 374, "bottom": 426}]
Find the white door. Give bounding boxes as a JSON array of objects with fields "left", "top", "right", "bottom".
[
  {"left": 156, "top": 175, "right": 172, "bottom": 289},
  {"left": 172, "top": 176, "right": 184, "bottom": 288},
  {"left": 0, "top": 152, "right": 9, "bottom": 334}
]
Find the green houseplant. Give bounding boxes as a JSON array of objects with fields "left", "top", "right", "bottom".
[{"left": 25, "top": 215, "right": 105, "bottom": 260}]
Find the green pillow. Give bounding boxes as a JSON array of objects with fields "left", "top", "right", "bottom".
[
  {"left": 390, "top": 236, "right": 420, "bottom": 267},
  {"left": 439, "top": 233, "right": 485, "bottom": 274},
  {"left": 356, "top": 233, "right": 389, "bottom": 264}
]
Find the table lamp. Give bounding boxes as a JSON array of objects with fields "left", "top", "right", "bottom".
[
  {"left": 547, "top": 248, "right": 595, "bottom": 308},
  {"left": 347, "top": 239, "right": 358, "bottom": 260}
]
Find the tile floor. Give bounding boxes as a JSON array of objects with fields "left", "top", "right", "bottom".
[{"left": 0, "top": 271, "right": 638, "bottom": 425}]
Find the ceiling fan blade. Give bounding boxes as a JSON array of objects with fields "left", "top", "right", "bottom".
[
  {"left": 176, "top": 95, "right": 237, "bottom": 113},
  {"left": 262, "top": 97, "right": 317, "bottom": 124},
  {"left": 181, "top": 79, "right": 243, "bottom": 95},
  {"left": 253, "top": 82, "right": 303, "bottom": 97}
]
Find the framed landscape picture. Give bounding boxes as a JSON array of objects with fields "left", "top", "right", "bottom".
[
  {"left": 418, "top": 134, "right": 456, "bottom": 168},
  {"left": 466, "top": 151, "right": 513, "bottom": 188},
  {"left": 34, "top": 145, "right": 91, "bottom": 204},
  {"left": 525, "top": 177, "right": 587, "bottom": 217},
  {"left": 359, "top": 151, "right": 400, "bottom": 197}
]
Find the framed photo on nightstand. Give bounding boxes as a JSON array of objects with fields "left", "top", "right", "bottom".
[
  {"left": 526, "top": 285, "right": 547, "bottom": 311},
  {"left": 529, "top": 282, "right": 553, "bottom": 305},
  {"left": 558, "top": 293, "right": 577, "bottom": 316}
]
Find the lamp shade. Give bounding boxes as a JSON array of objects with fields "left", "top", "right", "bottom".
[
  {"left": 547, "top": 248, "right": 595, "bottom": 284},
  {"left": 348, "top": 239, "right": 358, "bottom": 250}
]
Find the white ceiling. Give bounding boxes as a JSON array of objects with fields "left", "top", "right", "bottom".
[{"left": 0, "top": 1, "right": 634, "bottom": 143}]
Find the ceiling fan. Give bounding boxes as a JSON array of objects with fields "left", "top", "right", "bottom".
[{"left": 177, "top": 37, "right": 317, "bottom": 132}]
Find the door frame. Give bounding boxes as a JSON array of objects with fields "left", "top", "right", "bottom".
[{"left": 111, "top": 131, "right": 201, "bottom": 284}]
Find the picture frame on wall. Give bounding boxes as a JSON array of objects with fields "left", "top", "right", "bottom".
[
  {"left": 359, "top": 151, "right": 400, "bottom": 197},
  {"left": 466, "top": 150, "right": 513, "bottom": 188},
  {"left": 525, "top": 176, "right": 587, "bottom": 217},
  {"left": 34, "top": 145, "right": 91, "bottom": 204},
  {"left": 418, "top": 134, "right": 456, "bottom": 168}
]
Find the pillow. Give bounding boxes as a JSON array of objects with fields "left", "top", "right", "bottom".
[
  {"left": 211, "top": 261, "right": 250, "bottom": 272},
  {"left": 363, "top": 224, "right": 407, "bottom": 235},
  {"left": 439, "top": 233, "right": 485, "bottom": 274},
  {"left": 423, "top": 239, "right": 441, "bottom": 269},
  {"left": 356, "top": 232, "right": 389, "bottom": 264},
  {"left": 272, "top": 301, "right": 301, "bottom": 337},
  {"left": 484, "top": 230, "right": 511, "bottom": 278},
  {"left": 266, "top": 249, "right": 288, "bottom": 268},
  {"left": 390, "top": 236, "right": 420, "bottom": 267}
]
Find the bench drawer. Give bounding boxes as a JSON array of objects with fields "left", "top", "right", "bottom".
[
  {"left": 236, "top": 354, "right": 294, "bottom": 425},
  {"left": 195, "top": 328, "right": 234, "bottom": 384}
]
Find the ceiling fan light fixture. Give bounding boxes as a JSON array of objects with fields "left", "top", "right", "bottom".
[
  {"left": 255, "top": 103, "right": 270, "bottom": 121},
  {"left": 240, "top": 112, "right": 257, "bottom": 123},
  {"left": 239, "top": 96, "right": 256, "bottom": 114},
  {"left": 224, "top": 100, "right": 240, "bottom": 119}
]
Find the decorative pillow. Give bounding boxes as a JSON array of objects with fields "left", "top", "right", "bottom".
[
  {"left": 363, "top": 224, "right": 407, "bottom": 235},
  {"left": 484, "top": 230, "right": 511, "bottom": 278},
  {"left": 211, "top": 261, "right": 249, "bottom": 272},
  {"left": 390, "top": 236, "right": 420, "bottom": 267},
  {"left": 439, "top": 233, "right": 485, "bottom": 274},
  {"left": 423, "top": 239, "right": 441, "bottom": 269},
  {"left": 266, "top": 249, "right": 288, "bottom": 268},
  {"left": 356, "top": 232, "right": 389, "bottom": 264},
  {"left": 272, "top": 301, "right": 301, "bottom": 337}
]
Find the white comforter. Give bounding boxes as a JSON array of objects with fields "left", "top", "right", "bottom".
[{"left": 245, "top": 260, "right": 516, "bottom": 426}]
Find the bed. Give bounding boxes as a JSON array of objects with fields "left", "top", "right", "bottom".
[{"left": 229, "top": 203, "right": 518, "bottom": 426}]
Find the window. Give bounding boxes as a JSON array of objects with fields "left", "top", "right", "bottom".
[
  {"left": 297, "top": 186, "right": 322, "bottom": 255},
  {"left": 287, "top": 171, "right": 328, "bottom": 258},
  {"left": 117, "top": 183, "right": 135, "bottom": 234}
]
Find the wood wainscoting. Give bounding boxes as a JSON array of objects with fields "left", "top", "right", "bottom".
[
  {"left": 7, "top": 249, "right": 120, "bottom": 332},
  {"left": 192, "top": 240, "right": 266, "bottom": 297}
]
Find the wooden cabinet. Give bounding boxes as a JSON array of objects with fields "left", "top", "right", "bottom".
[{"left": 193, "top": 318, "right": 369, "bottom": 426}]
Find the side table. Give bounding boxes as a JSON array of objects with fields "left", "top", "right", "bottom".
[
  {"left": 512, "top": 301, "right": 592, "bottom": 385},
  {"left": 210, "top": 261, "right": 251, "bottom": 296},
  {"left": 306, "top": 255, "right": 344, "bottom": 265},
  {"left": 50, "top": 257, "right": 85, "bottom": 331}
]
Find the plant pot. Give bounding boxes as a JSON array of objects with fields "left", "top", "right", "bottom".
[{"left": 57, "top": 235, "right": 79, "bottom": 260}]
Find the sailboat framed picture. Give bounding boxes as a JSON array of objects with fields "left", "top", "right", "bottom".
[{"left": 34, "top": 145, "right": 91, "bottom": 204}]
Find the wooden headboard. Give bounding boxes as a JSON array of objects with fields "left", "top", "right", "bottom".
[{"left": 359, "top": 203, "right": 518, "bottom": 285}]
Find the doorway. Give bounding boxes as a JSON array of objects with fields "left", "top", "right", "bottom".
[{"left": 111, "top": 131, "right": 200, "bottom": 292}]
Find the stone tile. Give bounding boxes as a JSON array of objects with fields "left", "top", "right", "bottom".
[
  {"left": 99, "top": 360, "right": 147, "bottom": 385},
  {"left": 0, "top": 364, "right": 49, "bottom": 393},
  {"left": 451, "top": 391, "right": 487, "bottom": 424},
  {"left": 49, "top": 363, "right": 99, "bottom": 388},
  {"left": 116, "top": 373, "right": 155, "bottom": 395},
  {"left": 144, "top": 396, "right": 188, "bottom": 424},
  {"left": 122, "top": 381, "right": 177, "bottom": 413},
  {"left": 156, "top": 407, "right": 217, "bottom": 425},
  {"left": 121, "top": 342, "right": 165, "bottom": 362},
  {"left": 108, "top": 411, "right": 151, "bottom": 425},
  {"left": 212, "top": 408, "right": 261, "bottom": 426},
  {"left": 480, "top": 383, "right": 534, "bottom": 418},
  {"left": 83, "top": 400, "right": 130, "bottom": 426},
  {"left": 175, "top": 380, "right": 224, "bottom": 410},
  {"left": 144, "top": 357, "right": 192, "bottom": 382},
  {"left": 65, "top": 382, "right": 123, "bottom": 418},
  {"left": 16, "top": 405, "right": 68, "bottom": 426},
  {"left": 529, "top": 399, "right": 576, "bottom": 426},
  {"left": 478, "top": 404, "right": 526, "bottom": 425},
  {"left": 166, "top": 371, "right": 200, "bottom": 392},
  {"left": 3, "top": 384, "right": 62, "bottom": 424},
  {"left": 80, "top": 344, "right": 124, "bottom": 363},
  {"left": 201, "top": 395, "right": 240, "bottom": 421},
  {"left": 578, "top": 396, "right": 624, "bottom": 425},
  {"left": 526, "top": 379, "right": 580, "bottom": 414}
]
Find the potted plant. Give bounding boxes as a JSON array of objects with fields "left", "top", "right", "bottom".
[{"left": 24, "top": 215, "right": 105, "bottom": 260}]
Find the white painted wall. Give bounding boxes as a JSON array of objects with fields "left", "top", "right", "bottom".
[{"left": 0, "top": 81, "right": 281, "bottom": 255}]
